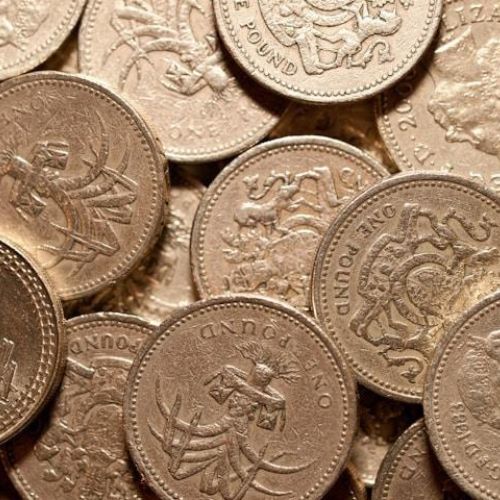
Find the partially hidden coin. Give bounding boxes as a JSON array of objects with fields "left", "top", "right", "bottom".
[
  {"left": 424, "top": 291, "right": 500, "bottom": 500},
  {"left": 0, "top": 238, "right": 65, "bottom": 444},
  {"left": 372, "top": 419, "right": 470, "bottom": 500},
  {"left": 376, "top": 0, "right": 500, "bottom": 193},
  {"left": 324, "top": 464, "right": 367, "bottom": 500},
  {"left": 191, "top": 135, "right": 388, "bottom": 312},
  {"left": 0, "top": 0, "right": 85, "bottom": 80},
  {"left": 40, "top": 28, "right": 79, "bottom": 73},
  {"left": 213, "top": 0, "right": 442, "bottom": 103},
  {"left": 2, "top": 312, "right": 156, "bottom": 499},
  {"left": 124, "top": 296, "right": 357, "bottom": 500},
  {"left": 79, "top": 0, "right": 285, "bottom": 163},
  {"left": 312, "top": 172, "right": 500, "bottom": 402},
  {"left": 83, "top": 172, "right": 204, "bottom": 323},
  {"left": 0, "top": 463, "right": 19, "bottom": 500},
  {"left": 0, "top": 71, "right": 166, "bottom": 301}
]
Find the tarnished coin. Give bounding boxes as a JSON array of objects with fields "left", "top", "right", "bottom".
[
  {"left": 376, "top": 0, "right": 500, "bottom": 193},
  {"left": 83, "top": 172, "right": 204, "bottom": 323},
  {"left": 325, "top": 465, "right": 367, "bottom": 500},
  {"left": 2, "top": 313, "right": 156, "bottom": 499},
  {"left": 125, "top": 296, "right": 357, "bottom": 500},
  {"left": 0, "top": 238, "right": 65, "bottom": 444},
  {"left": 0, "top": 71, "right": 166, "bottom": 301},
  {"left": 80, "top": 0, "right": 285, "bottom": 163},
  {"left": 0, "top": 0, "right": 85, "bottom": 80},
  {"left": 213, "top": 0, "right": 442, "bottom": 103},
  {"left": 191, "top": 136, "right": 388, "bottom": 311},
  {"left": 372, "top": 419, "right": 469, "bottom": 500},
  {"left": 312, "top": 172, "right": 500, "bottom": 402},
  {"left": 425, "top": 291, "right": 500, "bottom": 500}
]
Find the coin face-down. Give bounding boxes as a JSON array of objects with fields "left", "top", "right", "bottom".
[
  {"left": 0, "top": 239, "right": 65, "bottom": 445},
  {"left": 0, "top": 71, "right": 167, "bottom": 301},
  {"left": 124, "top": 295, "right": 357, "bottom": 500},
  {"left": 312, "top": 172, "right": 500, "bottom": 402}
]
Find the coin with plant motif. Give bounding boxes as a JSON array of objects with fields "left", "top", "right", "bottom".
[
  {"left": 124, "top": 296, "right": 357, "bottom": 500},
  {"left": 312, "top": 172, "right": 500, "bottom": 402}
]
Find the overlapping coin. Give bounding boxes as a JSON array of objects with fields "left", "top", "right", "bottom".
[
  {"left": 312, "top": 172, "right": 500, "bottom": 402},
  {"left": 124, "top": 296, "right": 357, "bottom": 499},
  {"left": 0, "top": 71, "right": 166, "bottom": 301},
  {"left": 0, "top": 238, "right": 65, "bottom": 444}
]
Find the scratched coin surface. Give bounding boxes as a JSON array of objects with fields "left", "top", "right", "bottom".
[
  {"left": 0, "top": 0, "right": 85, "bottom": 80},
  {"left": 191, "top": 135, "right": 387, "bottom": 311},
  {"left": 376, "top": 0, "right": 500, "bottom": 193},
  {"left": 372, "top": 419, "right": 470, "bottom": 500},
  {"left": 213, "top": 0, "right": 442, "bottom": 103},
  {"left": 79, "top": 0, "right": 284, "bottom": 163},
  {"left": 0, "top": 238, "right": 65, "bottom": 444},
  {"left": 312, "top": 172, "right": 500, "bottom": 402},
  {"left": 0, "top": 71, "right": 166, "bottom": 301},
  {"left": 424, "top": 291, "right": 500, "bottom": 500},
  {"left": 2, "top": 313, "right": 156, "bottom": 499},
  {"left": 125, "top": 296, "right": 357, "bottom": 500},
  {"left": 84, "top": 172, "right": 204, "bottom": 323}
]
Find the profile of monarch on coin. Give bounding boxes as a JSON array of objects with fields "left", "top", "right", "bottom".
[
  {"left": 458, "top": 329, "right": 500, "bottom": 432},
  {"left": 428, "top": 28, "right": 500, "bottom": 158}
]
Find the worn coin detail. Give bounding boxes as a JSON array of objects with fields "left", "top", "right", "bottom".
[
  {"left": 376, "top": 0, "right": 500, "bottom": 193},
  {"left": 125, "top": 296, "right": 357, "bottom": 500},
  {"left": 312, "top": 172, "right": 500, "bottom": 402},
  {"left": 425, "top": 291, "right": 500, "bottom": 500},
  {"left": 213, "top": 0, "right": 442, "bottom": 103},
  {"left": 0, "top": 0, "right": 85, "bottom": 80},
  {"left": 0, "top": 71, "right": 166, "bottom": 301},
  {"left": 0, "top": 238, "right": 65, "bottom": 444},
  {"left": 3, "top": 313, "right": 156, "bottom": 499},
  {"left": 80, "top": 0, "right": 284, "bottom": 163},
  {"left": 372, "top": 419, "right": 469, "bottom": 499},
  {"left": 83, "top": 172, "right": 203, "bottom": 323},
  {"left": 192, "top": 136, "right": 387, "bottom": 311}
]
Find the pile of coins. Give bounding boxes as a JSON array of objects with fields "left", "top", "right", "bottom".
[{"left": 0, "top": 0, "right": 498, "bottom": 498}]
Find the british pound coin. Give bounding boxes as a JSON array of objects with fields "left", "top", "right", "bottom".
[
  {"left": 0, "top": 0, "right": 85, "bottom": 80},
  {"left": 372, "top": 419, "right": 469, "bottom": 499},
  {"left": 213, "top": 0, "right": 442, "bottom": 103},
  {"left": 2, "top": 312, "right": 156, "bottom": 499},
  {"left": 0, "top": 71, "right": 166, "bottom": 301},
  {"left": 312, "top": 172, "right": 500, "bottom": 402},
  {"left": 376, "top": 0, "right": 500, "bottom": 193},
  {"left": 324, "top": 464, "right": 367, "bottom": 499},
  {"left": 124, "top": 296, "right": 357, "bottom": 499},
  {"left": 424, "top": 291, "right": 500, "bottom": 500},
  {"left": 80, "top": 0, "right": 285, "bottom": 163},
  {"left": 0, "top": 238, "right": 65, "bottom": 444},
  {"left": 191, "top": 135, "right": 388, "bottom": 311},
  {"left": 83, "top": 172, "right": 204, "bottom": 323}
]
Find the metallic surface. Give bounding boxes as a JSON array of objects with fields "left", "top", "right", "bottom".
[
  {"left": 79, "top": 0, "right": 285, "bottom": 162},
  {"left": 324, "top": 464, "right": 367, "bottom": 499},
  {"left": 377, "top": 0, "right": 500, "bottom": 193},
  {"left": 0, "top": 238, "right": 65, "bottom": 444},
  {"left": 3, "top": 313, "right": 156, "bottom": 499},
  {"left": 0, "top": 71, "right": 167, "bottom": 301},
  {"left": 312, "top": 172, "right": 500, "bottom": 402},
  {"left": 191, "top": 135, "right": 388, "bottom": 311},
  {"left": 213, "top": 0, "right": 442, "bottom": 102},
  {"left": 424, "top": 291, "right": 500, "bottom": 500},
  {"left": 124, "top": 295, "right": 357, "bottom": 500}
]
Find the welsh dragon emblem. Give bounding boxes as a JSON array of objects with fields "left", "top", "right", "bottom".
[
  {"left": 151, "top": 341, "right": 311, "bottom": 499},
  {"left": 0, "top": 112, "right": 137, "bottom": 274}
]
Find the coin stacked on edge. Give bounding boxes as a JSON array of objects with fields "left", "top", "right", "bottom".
[{"left": 0, "top": 0, "right": 498, "bottom": 499}]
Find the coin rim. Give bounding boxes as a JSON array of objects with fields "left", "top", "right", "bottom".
[
  {"left": 213, "top": 0, "right": 442, "bottom": 103},
  {"left": 191, "top": 134, "right": 389, "bottom": 302},
  {"left": 124, "top": 294, "right": 358, "bottom": 500},
  {"left": 311, "top": 171, "right": 500, "bottom": 402},
  {"left": 0, "top": 237, "right": 66, "bottom": 445},
  {"left": 0, "top": 70, "right": 167, "bottom": 301},
  {"left": 423, "top": 290, "right": 500, "bottom": 500}
]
